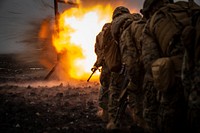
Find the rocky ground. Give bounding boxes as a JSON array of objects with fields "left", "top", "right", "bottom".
[{"left": 0, "top": 54, "right": 142, "bottom": 133}]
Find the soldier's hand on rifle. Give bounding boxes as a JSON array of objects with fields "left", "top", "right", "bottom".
[
  {"left": 87, "top": 66, "right": 98, "bottom": 82},
  {"left": 91, "top": 66, "right": 98, "bottom": 72}
]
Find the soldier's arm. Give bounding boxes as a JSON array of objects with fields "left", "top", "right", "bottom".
[
  {"left": 94, "top": 33, "right": 104, "bottom": 67},
  {"left": 141, "top": 22, "right": 160, "bottom": 70}
]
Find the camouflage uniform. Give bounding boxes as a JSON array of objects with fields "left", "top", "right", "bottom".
[
  {"left": 106, "top": 6, "right": 131, "bottom": 130},
  {"left": 107, "top": 6, "right": 146, "bottom": 130},
  {"left": 181, "top": 2, "right": 200, "bottom": 132},
  {"left": 92, "top": 23, "right": 111, "bottom": 121},
  {"left": 141, "top": 0, "right": 194, "bottom": 133},
  {"left": 141, "top": 22, "right": 160, "bottom": 133},
  {"left": 183, "top": 60, "right": 200, "bottom": 133},
  {"left": 120, "top": 16, "right": 147, "bottom": 128}
]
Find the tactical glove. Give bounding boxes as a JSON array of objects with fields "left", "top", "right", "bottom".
[{"left": 91, "top": 66, "right": 98, "bottom": 72}]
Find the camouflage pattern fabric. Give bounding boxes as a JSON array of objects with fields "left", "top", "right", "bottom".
[
  {"left": 141, "top": 2, "right": 191, "bottom": 132},
  {"left": 182, "top": 50, "right": 200, "bottom": 133},
  {"left": 107, "top": 12, "right": 146, "bottom": 129},
  {"left": 142, "top": 81, "right": 159, "bottom": 133},
  {"left": 119, "top": 17, "right": 146, "bottom": 128},
  {"left": 107, "top": 8, "right": 133, "bottom": 129},
  {"left": 107, "top": 72, "right": 126, "bottom": 126},
  {"left": 98, "top": 62, "right": 111, "bottom": 110},
  {"left": 141, "top": 20, "right": 160, "bottom": 133},
  {"left": 111, "top": 13, "right": 134, "bottom": 43},
  {"left": 93, "top": 23, "right": 111, "bottom": 115},
  {"left": 93, "top": 24, "right": 108, "bottom": 67},
  {"left": 187, "top": 62, "right": 200, "bottom": 133},
  {"left": 187, "top": 7, "right": 200, "bottom": 133},
  {"left": 157, "top": 78, "right": 187, "bottom": 133},
  {"left": 181, "top": 2, "right": 200, "bottom": 133}
]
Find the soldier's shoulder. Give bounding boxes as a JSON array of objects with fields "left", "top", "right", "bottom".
[
  {"left": 96, "top": 30, "right": 105, "bottom": 40},
  {"left": 131, "top": 13, "right": 142, "bottom": 21}
]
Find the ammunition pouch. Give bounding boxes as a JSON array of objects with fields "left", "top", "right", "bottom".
[{"left": 151, "top": 57, "right": 175, "bottom": 92}]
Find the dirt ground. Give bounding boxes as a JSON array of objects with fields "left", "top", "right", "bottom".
[{"left": 0, "top": 54, "right": 142, "bottom": 133}]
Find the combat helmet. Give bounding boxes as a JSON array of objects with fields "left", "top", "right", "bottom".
[
  {"left": 140, "top": 0, "right": 174, "bottom": 18},
  {"left": 102, "top": 23, "right": 111, "bottom": 31},
  {"left": 112, "top": 6, "right": 130, "bottom": 20}
]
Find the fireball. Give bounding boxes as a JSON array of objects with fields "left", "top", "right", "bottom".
[{"left": 52, "top": 4, "right": 113, "bottom": 81}]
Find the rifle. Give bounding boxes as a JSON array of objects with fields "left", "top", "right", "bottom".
[
  {"left": 114, "top": 75, "right": 129, "bottom": 123},
  {"left": 87, "top": 68, "right": 97, "bottom": 82}
]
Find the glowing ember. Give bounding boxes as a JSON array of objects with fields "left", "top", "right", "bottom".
[{"left": 52, "top": 5, "right": 113, "bottom": 81}]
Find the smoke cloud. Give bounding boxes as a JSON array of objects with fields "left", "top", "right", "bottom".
[
  {"left": 0, "top": 0, "right": 199, "bottom": 57},
  {"left": 0, "top": 0, "right": 144, "bottom": 54}
]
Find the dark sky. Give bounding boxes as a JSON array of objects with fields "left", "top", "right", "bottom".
[
  {"left": 0, "top": 0, "right": 54, "bottom": 53},
  {"left": 0, "top": 0, "right": 199, "bottom": 53}
]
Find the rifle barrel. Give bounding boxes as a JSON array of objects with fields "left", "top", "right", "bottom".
[{"left": 87, "top": 69, "right": 96, "bottom": 82}]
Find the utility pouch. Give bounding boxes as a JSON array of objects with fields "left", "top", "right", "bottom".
[{"left": 151, "top": 57, "right": 175, "bottom": 92}]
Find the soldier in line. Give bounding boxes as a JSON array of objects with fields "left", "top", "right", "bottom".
[
  {"left": 91, "top": 23, "right": 112, "bottom": 122},
  {"left": 140, "top": 0, "right": 200, "bottom": 132},
  {"left": 106, "top": 6, "right": 136, "bottom": 130},
  {"left": 124, "top": 13, "right": 147, "bottom": 130},
  {"left": 106, "top": 6, "right": 148, "bottom": 131},
  {"left": 181, "top": 1, "right": 200, "bottom": 132}
]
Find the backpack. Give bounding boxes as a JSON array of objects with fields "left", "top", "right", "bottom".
[
  {"left": 150, "top": 1, "right": 199, "bottom": 54},
  {"left": 94, "top": 30, "right": 105, "bottom": 67},
  {"left": 103, "top": 25, "right": 122, "bottom": 72},
  {"left": 103, "top": 13, "right": 142, "bottom": 73},
  {"left": 149, "top": 1, "right": 200, "bottom": 91},
  {"left": 131, "top": 18, "right": 146, "bottom": 60},
  {"left": 111, "top": 13, "right": 141, "bottom": 43},
  {"left": 119, "top": 19, "right": 144, "bottom": 71}
]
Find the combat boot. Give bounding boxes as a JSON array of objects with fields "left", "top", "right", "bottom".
[
  {"left": 106, "top": 120, "right": 118, "bottom": 130},
  {"left": 97, "top": 109, "right": 109, "bottom": 122},
  {"left": 106, "top": 115, "right": 120, "bottom": 130},
  {"left": 101, "top": 109, "right": 109, "bottom": 122}
]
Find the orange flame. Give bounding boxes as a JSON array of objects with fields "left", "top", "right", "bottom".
[{"left": 52, "top": 5, "right": 113, "bottom": 81}]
